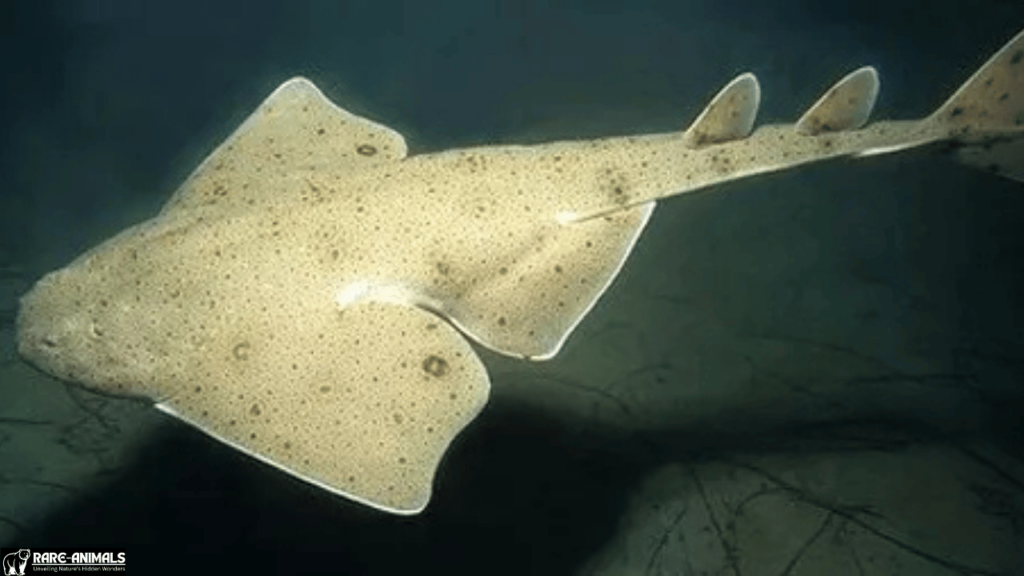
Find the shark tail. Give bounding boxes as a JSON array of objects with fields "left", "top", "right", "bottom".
[{"left": 929, "top": 28, "right": 1024, "bottom": 182}]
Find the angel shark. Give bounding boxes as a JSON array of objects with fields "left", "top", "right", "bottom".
[{"left": 16, "top": 28, "right": 1024, "bottom": 514}]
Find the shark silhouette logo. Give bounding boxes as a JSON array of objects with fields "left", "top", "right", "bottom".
[{"left": 2, "top": 549, "right": 29, "bottom": 576}]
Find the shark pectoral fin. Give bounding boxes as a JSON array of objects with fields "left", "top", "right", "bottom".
[
  {"left": 682, "top": 72, "right": 761, "bottom": 148},
  {"left": 155, "top": 301, "right": 490, "bottom": 515},
  {"left": 160, "top": 77, "right": 409, "bottom": 222},
  {"left": 795, "top": 66, "right": 879, "bottom": 135}
]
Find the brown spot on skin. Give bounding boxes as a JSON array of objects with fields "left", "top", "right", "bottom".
[
  {"left": 422, "top": 355, "right": 449, "bottom": 377},
  {"left": 319, "top": 385, "right": 332, "bottom": 393},
  {"left": 250, "top": 403, "right": 262, "bottom": 416},
  {"left": 436, "top": 262, "right": 451, "bottom": 276},
  {"left": 1011, "top": 50, "right": 1023, "bottom": 65},
  {"left": 497, "top": 316, "right": 507, "bottom": 326},
  {"left": 356, "top": 144, "right": 378, "bottom": 156},
  {"left": 950, "top": 107, "right": 964, "bottom": 118},
  {"left": 232, "top": 342, "right": 251, "bottom": 360}
]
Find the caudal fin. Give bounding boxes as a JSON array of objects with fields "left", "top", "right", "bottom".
[{"left": 930, "top": 28, "right": 1024, "bottom": 182}]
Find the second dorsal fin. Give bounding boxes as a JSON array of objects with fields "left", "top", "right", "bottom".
[
  {"left": 682, "top": 73, "right": 760, "bottom": 148},
  {"left": 795, "top": 66, "right": 879, "bottom": 135}
]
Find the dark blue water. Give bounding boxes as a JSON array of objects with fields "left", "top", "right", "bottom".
[{"left": 2, "top": 1, "right": 1022, "bottom": 574}]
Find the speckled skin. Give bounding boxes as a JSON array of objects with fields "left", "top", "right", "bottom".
[{"left": 16, "top": 28, "right": 1024, "bottom": 514}]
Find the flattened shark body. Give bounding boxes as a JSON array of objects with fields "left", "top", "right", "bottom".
[{"left": 16, "top": 28, "right": 1024, "bottom": 514}]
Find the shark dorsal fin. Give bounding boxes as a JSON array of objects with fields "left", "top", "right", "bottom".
[
  {"left": 682, "top": 73, "right": 760, "bottom": 148},
  {"left": 795, "top": 66, "right": 879, "bottom": 135}
]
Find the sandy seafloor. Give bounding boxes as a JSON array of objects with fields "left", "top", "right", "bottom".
[{"left": 2, "top": 1, "right": 1024, "bottom": 574}]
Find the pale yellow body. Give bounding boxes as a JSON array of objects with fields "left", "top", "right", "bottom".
[{"left": 16, "top": 28, "right": 1024, "bottom": 514}]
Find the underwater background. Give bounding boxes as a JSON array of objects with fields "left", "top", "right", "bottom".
[{"left": 2, "top": 0, "right": 1024, "bottom": 574}]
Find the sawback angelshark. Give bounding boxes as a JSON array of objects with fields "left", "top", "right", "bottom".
[{"left": 16, "top": 27, "right": 1024, "bottom": 514}]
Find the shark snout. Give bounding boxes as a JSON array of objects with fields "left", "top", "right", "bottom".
[{"left": 15, "top": 269, "right": 88, "bottom": 381}]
